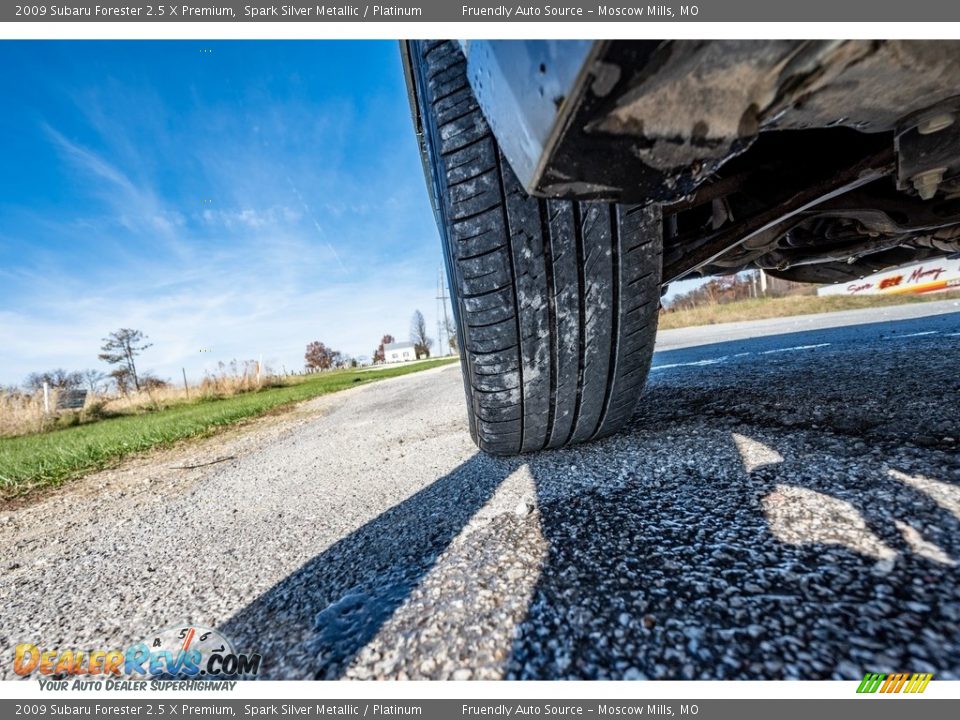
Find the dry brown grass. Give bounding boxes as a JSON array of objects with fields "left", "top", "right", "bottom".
[
  {"left": 0, "top": 360, "right": 287, "bottom": 439},
  {"left": 0, "top": 390, "right": 50, "bottom": 437},
  {"left": 104, "top": 360, "right": 281, "bottom": 413}
]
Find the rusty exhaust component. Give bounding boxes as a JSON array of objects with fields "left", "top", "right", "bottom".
[{"left": 663, "top": 148, "right": 896, "bottom": 282}]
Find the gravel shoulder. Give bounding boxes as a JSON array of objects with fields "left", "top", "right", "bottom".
[{"left": 1, "top": 311, "right": 958, "bottom": 681}]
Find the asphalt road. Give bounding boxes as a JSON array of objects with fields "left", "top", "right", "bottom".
[{"left": 2, "top": 300, "right": 959, "bottom": 681}]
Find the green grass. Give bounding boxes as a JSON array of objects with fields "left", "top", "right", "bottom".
[
  {"left": 0, "top": 358, "right": 458, "bottom": 498},
  {"left": 659, "top": 290, "right": 960, "bottom": 330}
]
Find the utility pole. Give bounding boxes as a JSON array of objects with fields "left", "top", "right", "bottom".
[
  {"left": 182, "top": 368, "right": 189, "bottom": 398},
  {"left": 436, "top": 266, "right": 452, "bottom": 356},
  {"left": 435, "top": 267, "right": 444, "bottom": 355}
]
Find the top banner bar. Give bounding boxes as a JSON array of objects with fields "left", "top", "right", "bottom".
[{"left": 5, "top": 1, "right": 960, "bottom": 22}]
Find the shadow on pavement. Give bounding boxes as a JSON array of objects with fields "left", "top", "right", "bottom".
[
  {"left": 509, "top": 416, "right": 960, "bottom": 679},
  {"left": 222, "top": 311, "right": 960, "bottom": 679},
  {"left": 220, "top": 452, "right": 519, "bottom": 679},
  {"left": 509, "top": 314, "right": 960, "bottom": 679}
]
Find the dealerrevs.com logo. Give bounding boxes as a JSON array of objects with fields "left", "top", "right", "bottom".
[{"left": 14, "top": 625, "right": 261, "bottom": 688}]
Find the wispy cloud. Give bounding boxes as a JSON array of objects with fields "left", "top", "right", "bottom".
[
  {"left": 201, "top": 206, "right": 302, "bottom": 230},
  {"left": 44, "top": 125, "right": 184, "bottom": 241},
  {"left": 2, "top": 125, "right": 441, "bottom": 384},
  {"left": 0, "top": 255, "right": 440, "bottom": 384},
  {"left": 0, "top": 41, "right": 447, "bottom": 387},
  {"left": 286, "top": 175, "right": 346, "bottom": 273}
]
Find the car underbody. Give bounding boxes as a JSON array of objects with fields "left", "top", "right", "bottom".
[{"left": 459, "top": 40, "right": 960, "bottom": 287}]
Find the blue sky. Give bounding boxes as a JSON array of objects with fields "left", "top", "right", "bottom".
[{"left": 0, "top": 41, "right": 447, "bottom": 386}]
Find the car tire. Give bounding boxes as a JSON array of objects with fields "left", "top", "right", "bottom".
[{"left": 410, "top": 40, "right": 663, "bottom": 455}]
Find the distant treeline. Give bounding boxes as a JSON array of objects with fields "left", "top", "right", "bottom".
[{"left": 664, "top": 271, "right": 813, "bottom": 312}]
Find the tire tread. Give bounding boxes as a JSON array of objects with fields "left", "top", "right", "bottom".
[{"left": 413, "top": 41, "right": 662, "bottom": 455}]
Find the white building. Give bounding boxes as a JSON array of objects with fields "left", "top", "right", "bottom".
[{"left": 384, "top": 341, "right": 418, "bottom": 363}]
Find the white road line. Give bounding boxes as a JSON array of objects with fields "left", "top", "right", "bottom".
[
  {"left": 651, "top": 356, "right": 729, "bottom": 371},
  {"left": 883, "top": 331, "right": 939, "bottom": 340},
  {"left": 760, "top": 343, "right": 832, "bottom": 355}
]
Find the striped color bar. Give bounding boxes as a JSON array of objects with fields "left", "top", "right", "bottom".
[
  {"left": 905, "top": 673, "right": 934, "bottom": 693},
  {"left": 880, "top": 673, "right": 907, "bottom": 693},
  {"left": 857, "top": 672, "right": 933, "bottom": 693},
  {"left": 857, "top": 673, "right": 885, "bottom": 693}
]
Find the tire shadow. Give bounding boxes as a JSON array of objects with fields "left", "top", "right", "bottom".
[
  {"left": 508, "top": 321, "right": 960, "bottom": 679},
  {"left": 219, "top": 452, "right": 519, "bottom": 679}
]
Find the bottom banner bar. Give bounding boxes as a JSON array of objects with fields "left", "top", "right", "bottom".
[{"left": 1, "top": 699, "right": 954, "bottom": 720}]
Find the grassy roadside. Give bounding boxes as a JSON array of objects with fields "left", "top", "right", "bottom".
[
  {"left": 0, "top": 358, "right": 458, "bottom": 498},
  {"left": 659, "top": 291, "right": 960, "bottom": 330}
]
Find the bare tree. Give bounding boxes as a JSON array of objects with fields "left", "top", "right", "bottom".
[
  {"left": 373, "top": 334, "right": 395, "bottom": 365},
  {"left": 109, "top": 367, "right": 133, "bottom": 396},
  {"left": 2, "top": 384, "right": 23, "bottom": 399},
  {"left": 98, "top": 328, "right": 152, "bottom": 391},
  {"left": 410, "top": 310, "right": 433, "bottom": 359},
  {"left": 305, "top": 341, "right": 339, "bottom": 372},
  {"left": 24, "top": 369, "right": 82, "bottom": 392},
  {"left": 444, "top": 316, "right": 458, "bottom": 354},
  {"left": 663, "top": 271, "right": 811, "bottom": 312},
  {"left": 139, "top": 373, "right": 169, "bottom": 390},
  {"left": 79, "top": 369, "right": 107, "bottom": 395}
]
